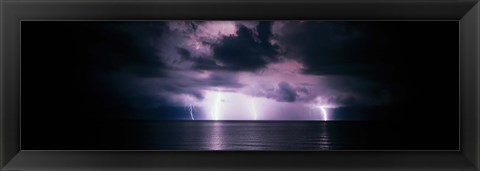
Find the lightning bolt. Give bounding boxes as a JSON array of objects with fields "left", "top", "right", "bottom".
[
  {"left": 189, "top": 104, "right": 195, "bottom": 120},
  {"left": 250, "top": 97, "right": 258, "bottom": 120},
  {"left": 212, "top": 91, "right": 222, "bottom": 120},
  {"left": 184, "top": 103, "right": 195, "bottom": 120},
  {"left": 318, "top": 106, "right": 328, "bottom": 121}
]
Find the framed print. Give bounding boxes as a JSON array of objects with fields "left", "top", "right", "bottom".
[
  {"left": 18, "top": 20, "right": 459, "bottom": 151},
  {"left": 1, "top": 0, "right": 479, "bottom": 170}
]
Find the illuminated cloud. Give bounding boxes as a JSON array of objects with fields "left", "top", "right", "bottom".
[{"left": 75, "top": 21, "right": 397, "bottom": 120}]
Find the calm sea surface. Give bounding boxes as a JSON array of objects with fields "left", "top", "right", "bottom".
[
  {"left": 22, "top": 121, "right": 458, "bottom": 150},
  {"left": 105, "top": 121, "right": 457, "bottom": 150}
]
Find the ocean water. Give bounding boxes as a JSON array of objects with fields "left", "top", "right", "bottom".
[
  {"left": 105, "top": 121, "right": 457, "bottom": 150},
  {"left": 22, "top": 120, "right": 459, "bottom": 150}
]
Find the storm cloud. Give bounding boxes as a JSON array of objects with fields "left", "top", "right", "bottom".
[
  {"left": 23, "top": 21, "right": 457, "bottom": 120},
  {"left": 92, "top": 21, "right": 400, "bottom": 108},
  {"left": 276, "top": 81, "right": 298, "bottom": 102}
]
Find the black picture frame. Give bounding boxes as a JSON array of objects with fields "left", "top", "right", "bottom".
[{"left": 1, "top": 0, "right": 479, "bottom": 170}]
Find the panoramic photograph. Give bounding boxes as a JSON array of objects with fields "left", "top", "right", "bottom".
[{"left": 21, "top": 21, "right": 459, "bottom": 150}]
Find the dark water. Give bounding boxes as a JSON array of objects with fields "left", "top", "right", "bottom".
[{"left": 22, "top": 121, "right": 459, "bottom": 150}]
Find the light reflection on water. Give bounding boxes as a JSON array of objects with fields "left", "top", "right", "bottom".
[
  {"left": 200, "top": 121, "right": 331, "bottom": 150},
  {"left": 318, "top": 122, "right": 330, "bottom": 150},
  {"left": 138, "top": 121, "right": 377, "bottom": 150},
  {"left": 209, "top": 121, "right": 224, "bottom": 150}
]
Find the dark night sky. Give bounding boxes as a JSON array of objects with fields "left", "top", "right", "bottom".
[{"left": 21, "top": 21, "right": 459, "bottom": 121}]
